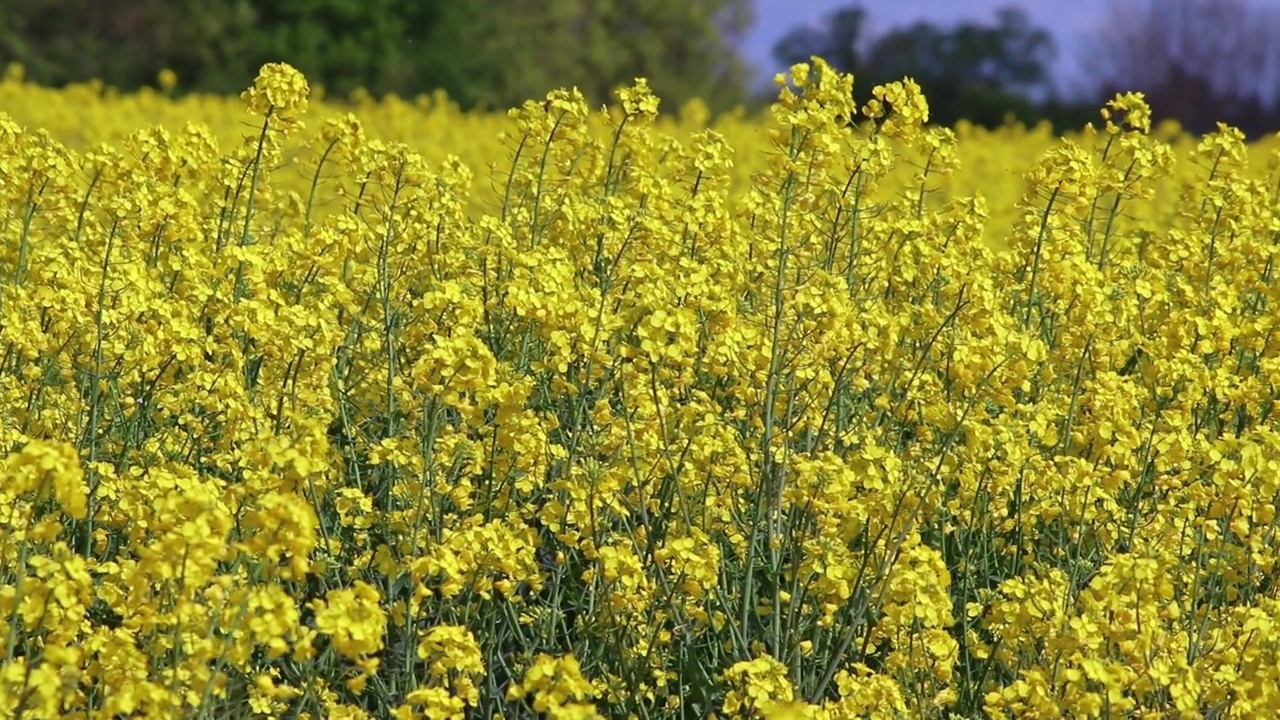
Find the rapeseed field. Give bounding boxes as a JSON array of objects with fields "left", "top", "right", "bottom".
[{"left": 2, "top": 59, "right": 1280, "bottom": 718}]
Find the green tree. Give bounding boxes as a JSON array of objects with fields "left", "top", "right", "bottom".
[
  {"left": 244, "top": 0, "right": 436, "bottom": 97},
  {"left": 771, "top": 6, "right": 867, "bottom": 81},
  {"left": 1078, "top": 0, "right": 1280, "bottom": 137},
  {"left": 0, "top": 0, "right": 753, "bottom": 113},
  {"left": 411, "top": 0, "right": 754, "bottom": 112},
  {"left": 0, "top": 0, "right": 259, "bottom": 92},
  {"left": 771, "top": 4, "right": 1071, "bottom": 129}
]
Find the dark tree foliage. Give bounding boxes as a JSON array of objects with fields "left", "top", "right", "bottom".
[
  {"left": 771, "top": 4, "right": 1094, "bottom": 132},
  {"left": 0, "top": 0, "right": 753, "bottom": 113},
  {"left": 1080, "top": 0, "right": 1280, "bottom": 138},
  {"left": 771, "top": 6, "right": 868, "bottom": 78},
  {"left": 0, "top": 0, "right": 260, "bottom": 93}
]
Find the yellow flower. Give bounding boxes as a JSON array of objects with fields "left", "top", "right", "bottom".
[
  {"left": 156, "top": 68, "right": 178, "bottom": 93},
  {"left": 241, "top": 62, "right": 310, "bottom": 134},
  {"left": 617, "top": 78, "right": 660, "bottom": 122},
  {"left": 2, "top": 440, "right": 87, "bottom": 520},
  {"left": 310, "top": 581, "right": 387, "bottom": 660},
  {"left": 507, "top": 654, "right": 601, "bottom": 719},
  {"left": 722, "top": 655, "right": 796, "bottom": 717}
]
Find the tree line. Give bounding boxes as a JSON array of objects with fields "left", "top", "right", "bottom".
[
  {"left": 769, "top": 0, "right": 1280, "bottom": 137},
  {"left": 0, "top": 0, "right": 755, "bottom": 113},
  {"left": 1, "top": 0, "right": 1277, "bottom": 135}
]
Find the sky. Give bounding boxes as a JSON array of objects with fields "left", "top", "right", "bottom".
[{"left": 741, "top": 0, "right": 1278, "bottom": 97}]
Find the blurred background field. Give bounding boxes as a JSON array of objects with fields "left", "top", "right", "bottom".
[
  {"left": 4, "top": 0, "right": 1280, "bottom": 136},
  {"left": 5, "top": 0, "right": 1280, "bottom": 245},
  {"left": 4, "top": 68, "right": 1278, "bottom": 254}
]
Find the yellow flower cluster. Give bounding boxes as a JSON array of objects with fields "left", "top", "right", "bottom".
[{"left": 2, "top": 57, "right": 1280, "bottom": 718}]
